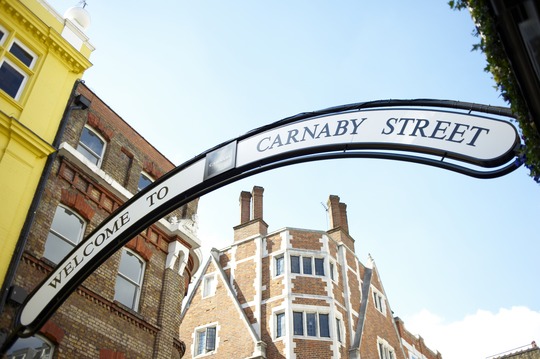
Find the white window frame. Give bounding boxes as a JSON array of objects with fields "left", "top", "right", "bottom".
[
  {"left": 292, "top": 309, "right": 331, "bottom": 340},
  {"left": 329, "top": 260, "right": 338, "bottom": 282},
  {"left": 9, "top": 38, "right": 37, "bottom": 69},
  {"left": 274, "top": 254, "right": 284, "bottom": 277},
  {"left": 372, "top": 287, "right": 387, "bottom": 316},
  {"left": 275, "top": 312, "right": 285, "bottom": 339},
  {"left": 43, "top": 205, "right": 86, "bottom": 264},
  {"left": 114, "top": 249, "right": 145, "bottom": 311},
  {"left": 290, "top": 253, "right": 326, "bottom": 277},
  {"left": 202, "top": 273, "right": 217, "bottom": 298},
  {"left": 77, "top": 125, "right": 107, "bottom": 167},
  {"left": 0, "top": 35, "right": 37, "bottom": 100},
  {"left": 377, "top": 337, "right": 395, "bottom": 359},
  {"left": 194, "top": 323, "right": 218, "bottom": 357},
  {"left": 137, "top": 171, "right": 154, "bottom": 192},
  {"left": 0, "top": 24, "right": 8, "bottom": 45}
]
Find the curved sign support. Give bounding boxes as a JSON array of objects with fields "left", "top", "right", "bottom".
[{"left": 11, "top": 99, "right": 522, "bottom": 339}]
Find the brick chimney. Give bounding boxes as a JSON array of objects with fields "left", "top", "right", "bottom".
[
  {"left": 239, "top": 191, "right": 252, "bottom": 224},
  {"left": 326, "top": 195, "right": 355, "bottom": 251},
  {"left": 234, "top": 186, "right": 268, "bottom": 241}
]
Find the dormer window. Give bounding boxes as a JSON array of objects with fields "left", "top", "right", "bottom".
[{"left": 77, "top": 126, "right": 106, "bottom": 167}]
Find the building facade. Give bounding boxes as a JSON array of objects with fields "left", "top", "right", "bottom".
[
  {"left": 0, "top": 0, "right": 93, "bottom": 290},
  {"left": 179, "top": 187, "right": 442, "bottom": 359},
  {"left": 0, "top": 82, "right": 202, "bottom": 358}
]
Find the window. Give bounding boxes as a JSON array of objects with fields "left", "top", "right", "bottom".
[
  {"left": 290, "top": 255, "right": 325, "bottom": 276},
  {"left": 378, "top": 340, "right": 395, "bottom": 359},
  {"left": 336, "top": 318, "right": 342, "bottom": 343},
  {"left": 315, "top": 258, "right": 325, "bottom": 276},
  {"left": 43, "top": 206, "right": 85, "bottom": 264},
  {"left": 330, "top": 262, "right": 335, "bottom": 281},
  {"left": 291, "top": 255, "right": 300, "bottom": 274},
  {"left": 276, "top": 312, "right": 285, "bottom": 338},
  {"left": 114, "top": 249, "right": 145, "bottom": 311},
  {"left": 293, "top": 311, "right": 330, "bottom": 338},
  {"left": 138, "top": 172, "right": 153, "bottom": 191},
  {"left": 293, "top": 312, "right": 303, "bottom": 335},
  {"left": 319, "top": 313, "right": 330, "bottom": 337},
  {"left": 77, "top": 126, "right": 106, "bottom": 167},
  {"left": 202, "top": 274, "right": 217, "bottom": 298},
  {"left": 195, "top": 326, "right": 217, "bottom": 356},
  {"left": 275, "top": 255, "right": 284, "bottom": 276},
  {"left": 303, "top": 257, "right": 312, "bottom": 275},
  {"left": 0, "top": 33, "right": 37, "bottom": 100},
  {"left": 373, "top": 290, "right": 386, "bottom": 315},
  {"left": 6, "top": 335, "right": 54, "bottom": 359}
]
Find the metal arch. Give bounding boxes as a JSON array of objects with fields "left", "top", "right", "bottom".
[{"left": 4, "top": 99, "right": 522, "bottom": 350}]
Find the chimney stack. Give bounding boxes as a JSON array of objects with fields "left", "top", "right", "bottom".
[
  {"left": 239, "top": 191, "right": 252, "bottom": 224},
  {"left": 327, "top": 195, "right": 349, "bottom": 233},
  {"left": 234, "top": 186, "right": 268, "bottom": 241}
]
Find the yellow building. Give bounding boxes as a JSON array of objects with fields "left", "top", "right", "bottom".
[{"left": 0, "top": 0, "right": 93, "bottom": 289}]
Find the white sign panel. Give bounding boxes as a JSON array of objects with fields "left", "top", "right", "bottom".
[{"left": 237, "top": 109, "right": 518, "bottom": 168}]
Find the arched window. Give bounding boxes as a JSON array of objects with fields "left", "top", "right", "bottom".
[
  {"left": 7, "top": 334, "right": 54, "bottom": 359},
  {"left": 114, "top": 249, "right": 145, "bottom": 311},
  {"left": 43, "top": 206, "right": 85, "bottom": 264},
  {"left": 137, "top": 171, "right": 153, "bottom": 192},
  {"left": 77, "top": 126, "right": 106, "bottom": 167}
]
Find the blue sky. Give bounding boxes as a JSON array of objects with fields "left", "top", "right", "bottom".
[{"left": 47, "top": 1, "right": 540, "bottom": 357}]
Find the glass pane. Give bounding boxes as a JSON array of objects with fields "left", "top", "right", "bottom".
[
  {"left": 7, "top": 335, "right": 53, "bottom": 359},
  {"left": 138, "top": 173, "right": 153, "bottom": 191},
  {"left": 114, "top": 275, "right": 137, "bottom": 309},
  {"left": 291, "top": 256, "right": 300, "bottom": 274},
  {"left": 293, "top": 312, "right": 303, "bottom": 335},
  {"left": 306, "top": 313, "right": 317, "bottom": 336},
  {"left": 76, "top": 144, "right": 99, "bottom": 165},
  {"left": 330, "top": 262, "right": 334, "bottom": 280},
  {"left": 206, "top": 327, "right": 216, "bottom": 351},
  {"left": 276, "top": 313, "right": 285, "bottom": 337},
  {"left": 336, "top": 318, "right": 341, "bottom": 342},
  {"left": 0, "top": 61, "right": 24, "bottom": 98},
  {"left": 10, "top": 42, "right": 33, "bottom": 67},
  {"left": 118, "top": 250, "right": 143, "bottom": 283},
  {"left": 315, "top": 258, "right": 325, "bottom": 276},
  {"left": 0, "top": 30, "right": 4, "bottom": 42},
  {"left": 275, "top": 256, "right": 283, "bottom": 276},
  {"left": 51, "top": 207, "right": 84, "bottom": 244},
  {"left": 196, "top": 331, "right": 206, "bottom": 355},
  {"left": 319, "top": 314, "right": 330, "bottom": 337},
  {"left": 78, "top": 127, "right": 104, "bottom": 161},
  {"left": 43, "top": 232, "right": 74, "bottom": 264},
  {"left": 303, "top": 257, "right": 312, "bottom": 274}
]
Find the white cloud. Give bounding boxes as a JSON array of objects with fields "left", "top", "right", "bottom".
[{"left": 404, "top": 307, "right": 540, "bottom": 359}]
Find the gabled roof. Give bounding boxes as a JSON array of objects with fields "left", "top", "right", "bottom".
[{"left": 180, "top": 248, "right": 262, "bottom": 345}]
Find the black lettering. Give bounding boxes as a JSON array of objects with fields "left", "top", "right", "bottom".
[
  {"left": 257, "top": 137, "right": 271, "bottom": 152},
  {"left": 397, "top": 118, "right": 415, "bottom": 135},
  {"left": 410, "top": 119, "right": 429, "bottom": 137},
  {"left": 446, "top": 123, "right": 469, "bottom": 143},
  {"left": 84, "top": 242, "right": 94, "bottom": 256},
  {"left": 64, "top": 262, "right": 74, "bottom": 277},
  {"left": 429, "top": 120, "right": 451, "bottom": 140},
  {"left": 301, "top": 124, "right": 319, "bottom": 141},
  {"left": 382, "top": 118, "right": 397, "bottom": 135},
  {"left": 467, "top": 126, "right": 490, "bottom": 146},
  {"left": 48, "top": 273, "right": 62, "bottom": 289},
  {"left": 350, "top": 118, "right": 366, "bottom": 135},
  {"left": 285, "top": 129, "right": 299, "bottom": 145},
  {"left": 316, "top": 123, "right": 331, "bottom": 139},
  {"left": 269, "top": 134, "right": 283, "bottom": 150},
  {"left": 95, "top": 233, "right": 106, "bottom": 247},
  {"left": 334, "top": 120, "right": 349, "bottom": 136}
]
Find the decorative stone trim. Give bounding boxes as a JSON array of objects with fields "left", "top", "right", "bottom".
[{"left": 60, "top": 188, "right": 95, "bottom": 221}]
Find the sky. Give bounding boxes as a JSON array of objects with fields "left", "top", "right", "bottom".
[{"left": 46, "top": 1, "right": 540, "bottom": 358}]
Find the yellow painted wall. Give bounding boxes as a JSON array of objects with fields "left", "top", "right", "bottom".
[{"left": 0, "top": 0, "right": 93, "bottom": 289}]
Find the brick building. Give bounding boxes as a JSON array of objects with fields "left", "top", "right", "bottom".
[
  {"left": 0, "top": 82, "right": 202, "bottom": 358},
  {"left": 179, "top": 186, "right": 442, "bottom": 359}
]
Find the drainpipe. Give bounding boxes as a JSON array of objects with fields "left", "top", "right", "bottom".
[{"left": 0, "top": 79, "right": 90, "bottom": 315}]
